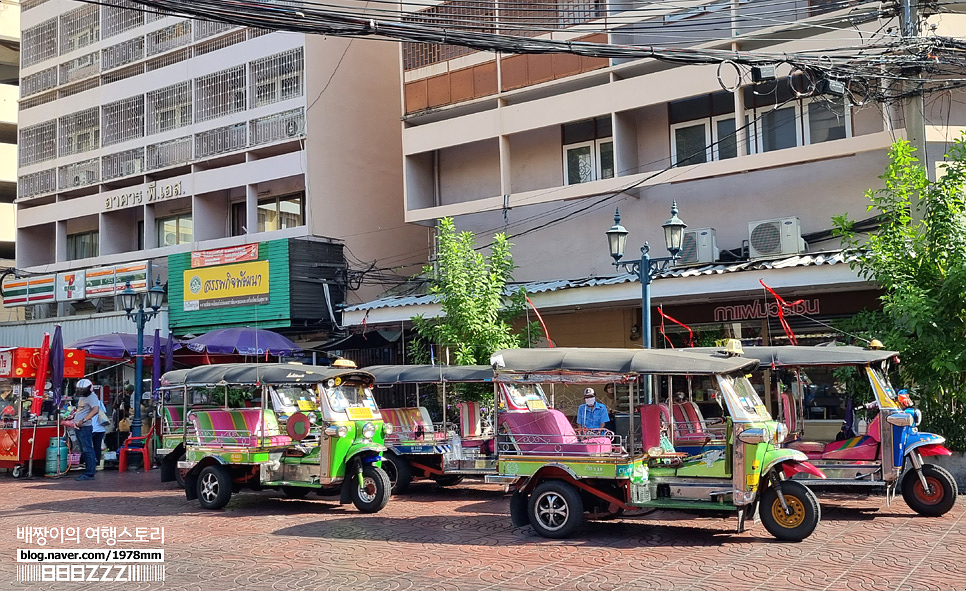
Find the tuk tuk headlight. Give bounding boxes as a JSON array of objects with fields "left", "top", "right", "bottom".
[
  {"left": 362, "top": 422, "right": 376, "bottom": 439},
  {"left": 309, "top": 413, "right": 317, "bottom": 424},
  {"left": 773, "top": 423, "right": 788, "bottom": 444},
  {"left": 383, "top": 422, "right": 394, "bottom": 436},
  {"left": 324, "top": 425, "right": 349, "bottom": 438},
  {"left": 913, "top": 408, "right": 922, "bottom": 426}
]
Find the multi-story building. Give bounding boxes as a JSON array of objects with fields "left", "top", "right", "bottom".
[
  {"left": 341, "top": 1, "right": 966, "bottom": 421},
  {"left": 3, "top": 0, "right": 428, "bottom": 347},
  {"left": 1, "top": 0, "right": 21, "bottom": 324}
]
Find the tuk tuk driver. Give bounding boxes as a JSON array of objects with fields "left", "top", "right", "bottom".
[{"left": 576, "top": 388, "right": 610, "bottom": 434}]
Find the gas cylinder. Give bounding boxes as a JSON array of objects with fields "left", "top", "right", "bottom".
[{"left": 45, "top": 437, "right": 69, "bottom": 474}]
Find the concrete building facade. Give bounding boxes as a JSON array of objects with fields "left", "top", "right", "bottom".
[{"left": 4, "top": 0, "right": 428, "bottom": 345}]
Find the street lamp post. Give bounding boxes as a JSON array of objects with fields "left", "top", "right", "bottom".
[
  {"left": 605, "top": 201, "right": 687, "bottom": 350},
  {"left": 117, "top": 277, "right": 165, "bottom": 438}
]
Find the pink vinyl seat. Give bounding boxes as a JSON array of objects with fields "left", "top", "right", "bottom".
[{"left": 499, "top": 409, "right": 612, "bottom": 455}]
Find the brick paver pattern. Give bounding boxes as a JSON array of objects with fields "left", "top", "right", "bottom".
[{"left": 0, "top": 470, "right": 963, "bottom": 591}]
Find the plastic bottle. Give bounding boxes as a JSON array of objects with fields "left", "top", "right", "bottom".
[{"left": 857, "top": 418, "right": 868, "bottom": 436}]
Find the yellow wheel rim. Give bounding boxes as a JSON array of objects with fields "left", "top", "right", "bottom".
[{"left": 770, "top": 494, "right": 806, "bottom": 528}]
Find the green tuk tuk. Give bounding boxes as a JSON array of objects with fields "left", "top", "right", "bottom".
[
  {"left": 486, "top": 347, "right": 825, "bottom": 541},
  {"left": 159, "top": 363, "right": 392, "bottom": 512}
]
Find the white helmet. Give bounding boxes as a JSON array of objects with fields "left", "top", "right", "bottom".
[{"left": 75, "top": 378, "right": 93, "bottom": 396}]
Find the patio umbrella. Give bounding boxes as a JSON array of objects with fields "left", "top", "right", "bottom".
[
  {"left": 164, "top": 331, "right": 175, "bottom": 372},
  {"left": 185, "top": 328, "right": 302, "bottom": 356},
  {"left": 68, "top": 332, "right": 182, "bottom": 359},
  {"left": 49, "top": 325, "right": 65, "bottom": 407},
  {"left": 152, "top": 329, "right": 162, "bottom": 402}
]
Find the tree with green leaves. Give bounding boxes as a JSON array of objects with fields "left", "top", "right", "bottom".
[
  {"left": 409, "top": 218, "right": 534, "bottom": 405},
  {"left": 833, "top": 137, "right": 966, "bottom": 449}
]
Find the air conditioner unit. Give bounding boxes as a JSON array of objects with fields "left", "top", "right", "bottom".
[
  {"left": 748, "top": 216, "right": 806, "bottom": 259},
  {"left": 72, "top": 174, "right": 83, "bottom": 187},
  {"left": 675, "top": 227, "right": 718, "bottom": 265},
  {"left": 285, "top": 119, "right": 300, "bottom": 137}
]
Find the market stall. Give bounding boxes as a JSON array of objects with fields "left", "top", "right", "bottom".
[{"left": 0, "top": 346, "right": 86, "bottom": 477}]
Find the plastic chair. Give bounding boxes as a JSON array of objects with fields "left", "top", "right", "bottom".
[{"left": 119, "top": 423, "right": 155, "bottom": 472}]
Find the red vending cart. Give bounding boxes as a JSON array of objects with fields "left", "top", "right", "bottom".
[{"left": 0, "top": 347, "right": 86, "bottom": 477}]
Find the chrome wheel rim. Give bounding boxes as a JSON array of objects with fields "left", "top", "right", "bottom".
[
  {"left": 358, "top": 476, "right": 377, "bottom": 503},
  {"left": 200, "top": 472, "right": 219, "bottom": 504},
  {"left": 534, "top": 491, "right": 569, "bottom": 532}
]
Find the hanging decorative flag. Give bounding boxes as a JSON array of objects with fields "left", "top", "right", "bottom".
[
  {"left": 759, "top": 279, "right": 804, "bottom": 345},
  {"left": 657, "top": 306, "right": 694, "bottom": 348},
  {"left": 30, "top": 333, "right": 51, "bottom": 416}
]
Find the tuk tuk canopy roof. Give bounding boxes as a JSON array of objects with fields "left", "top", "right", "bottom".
[
  {"left": 489, "top": 347, "right": 758, "bottom": 380},
  {"left": 366, "top": 365, "right": 492, "bottom": 385},
  {"left": 689, "top": 345, "right": 898, "bottom": 368},
  {"left": 160, "top": 363, "right": 374, "bottom": 386}
]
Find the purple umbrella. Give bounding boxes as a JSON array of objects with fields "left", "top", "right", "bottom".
[
  {"left": 152, "top": 329, "right": 162, "bottom": 402},
  {"left": 184, "top": 328, "right": 302, "bottom": 356},
  {"left": 68, "top": 332, "right": 182, "bottom": 359},
  {"left": 164, "top": 331, "right": 175, "bottom": 373}
]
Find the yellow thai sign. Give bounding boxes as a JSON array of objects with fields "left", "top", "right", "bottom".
[
  {"left": 346, "top": 407, "right": 374, "bottom": 421},
  {"left": 182, "top": 260, "right": 270, "bottom": 311}
]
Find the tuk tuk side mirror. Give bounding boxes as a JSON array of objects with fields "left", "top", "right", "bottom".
[
  {"left": 885, "top": 412, "right": 915, "bottom": 427},
  {"left": 737, "top": 427, "right": 767, "bottom": 444}
]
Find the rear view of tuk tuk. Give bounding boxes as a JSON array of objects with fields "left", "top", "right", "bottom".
[
  {"left": 487, "top": 347, "right": 824, "bottom": 541},
  {"left": 160, "top": 363, "right": 391, "bottom": 513}
]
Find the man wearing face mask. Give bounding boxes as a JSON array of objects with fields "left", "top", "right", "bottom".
[{"left": 576, "top": 387, "right": 609, "bottom": 434}]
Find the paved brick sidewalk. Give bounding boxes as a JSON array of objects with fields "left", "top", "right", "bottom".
[{"left": 0, "top": 469, "right": 963, "bottom": 591}]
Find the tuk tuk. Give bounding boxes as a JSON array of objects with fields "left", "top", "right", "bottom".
[
  {"left": 486, "top": 347, "right": 825, "bottom": 541},
  {"left": 159, "top": 363, "right": 392, "bottom": 512},
  {"left": 732, "top": 345, "right": 958, "bottom": 516},
  {"left": 367, "top": 364, "right": 551, "bottom": 492}
]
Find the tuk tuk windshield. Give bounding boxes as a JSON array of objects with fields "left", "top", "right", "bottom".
[
  {"left": 504, "top": 383, "right": 550, "bottom": 409},
  {"left": 272, "top": 385, "right": 320, "bottom": 413},
  {"left": 321, "top": 382, "right": 379, "bottom": 414},
  {"left": 870, "top": 366, "right": 899, "bottom": 409},
  {"left": 719, "top": 374, "right": 772, "bottom": 422}
]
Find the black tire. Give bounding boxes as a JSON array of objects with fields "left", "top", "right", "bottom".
[
  {"left": 197, "top": 465, "right": 232, "bottom": 510},
  {"left": 282, "top": 486, "right": 312, "bottom": 499},
  {"left": 352, "top": 464, "right": 391, "bottom": 513},
  {"left": 11, "top": 465, "right": 23, "bottom": 478},
  {"left": 382, "top": 452, "right": 412, "bottom": 494},
  {"left": 509, "top": 491, "right": 530, "bottom": 527},
  {"left": 759, "top": 479, "right": 821, "bottom": 541},
  {"left": 901, "top": 463, "right": 958, "bottom": 517},
  {"left": 527, "top": 480, "right": 584, "bottom": 539},
  {"left": 434, "top": 475, "right": 465, "bottom": 487},
  {"left": 174, "top": 452, "right": 186, "bottom": 489}
]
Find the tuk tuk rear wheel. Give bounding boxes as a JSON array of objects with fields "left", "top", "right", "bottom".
[
  {"left": 901, "top": 463, "right": 958, "bottom": 517},
  {"left": 197, "top": 465, "right": 232, "bottom": 510},
  {"left": 382, "top": 452, "right": 412, "bottom": 494},
  {"left": 527, "top": 480, "right": 584, "bottom": 539},
  {"left": 759, "top": 479, "right": 820, "bottom": 541},
  {"left": 352, "top": 465, "right": 391, "bottom": 513},
  {"left": 434, "top": 475, "right": 464, "bottom": 487}
]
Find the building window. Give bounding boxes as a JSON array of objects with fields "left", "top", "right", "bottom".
[
  {"left": 147, "top": 82, "right": 191, "bottom": 135},
  {"left": 195, "top": 66, "right": 246, "bottom": 123},
  {"left": 669, "top": 90, "right": 849, "bottom": 165},
  {"left": 250, "top": 48, "right": 304, "bottom": 109},
  {"left": 257, "top": 193, "right": 304, "bottom": 232},
  {"left": 102, "top": 0, "right": 144, "bottom": 39},
  {"left": 58, "top": 108, "right": 100, "bottom": 157},
  {"left": 562, "top": 116, "right": 614, "bottom": 185},
  {"left": 101, "top": 95, "right": 145, "bottom": 146},
  {"left": 157, "top": 213, "right": 193, "bottom": 246},
  {"left": 67, "top": 231, "right": 98, "bottom": 261},
  {"left": 59, "top": 4, "right": 100, "bottom": 55},
  {"left": 22, "top": 19, "right": 58, "bottom": 67},
  {"left": 19, "top": 120, "right": 57, "bottom": 166}
]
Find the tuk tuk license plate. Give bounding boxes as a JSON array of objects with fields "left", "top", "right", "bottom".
[
  {"left": 346, "top": 407, "right": 374, "bottom": 420},
  {"left": 631, "top": 482, "right": 651, "bottom": 504}
]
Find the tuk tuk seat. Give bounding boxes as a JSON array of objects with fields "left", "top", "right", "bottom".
[
  {"left": 638, "top": 404, "right": 672, "bottom": 451},
  {"left": 188, "top": 408, "right": 292, "bottom": 448},
  {"left": 382, "top": 407, "right": 448, "bottom": 442},
  {"left": 458, "top": 401, "right": 482, "bottom": 438},
  {"left": 672, "top": 403, "right": 710, "bottom": 445},
  {"left": 163, "top": 406, "right": 185, "bottom": 434},
  {"left": 499, "top": 409, "right": 611, "bottom": 455}
]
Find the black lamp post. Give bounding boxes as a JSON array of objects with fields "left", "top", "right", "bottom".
[
  {"left": 605, "top": 201, "right": 687, "bottom": 349},
  {"left": 117, "top": 277, "right": 165, "bottom": 438}
]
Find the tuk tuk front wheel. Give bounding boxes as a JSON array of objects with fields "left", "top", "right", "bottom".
[
  {"left": 352, "top": 464, "right": 391, "bottom": 513},
  {"left": 901, "top": 463, "right": 958, "bottom": 517},
  {"left": 197, "top": 465, "right": 232, "bottom": 510},
  {"left": 527, "top": 480, "right": 584, "bottom": 539},
  {"left": 759, "top": 479, "right": 820, "bottom": 542}
]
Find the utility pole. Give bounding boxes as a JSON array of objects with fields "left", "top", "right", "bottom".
[{"left": 900, "top": 0, "right": 929, "bottom": 180}]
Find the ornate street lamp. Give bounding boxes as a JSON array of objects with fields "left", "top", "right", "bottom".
[
  {"left": 605, "top": 201, "right": 687, "bottom": 349},
  {"left": 117, "top": 277, "right": 165, "bottom": 437}
]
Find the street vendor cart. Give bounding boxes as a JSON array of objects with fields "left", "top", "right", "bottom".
[{"left": 0, "top": 346, "right": 86, "bottom": 477}]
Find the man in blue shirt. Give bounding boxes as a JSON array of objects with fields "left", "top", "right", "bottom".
[{"left": 576, "top": 388, "right": 610, "bottom": 434}]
